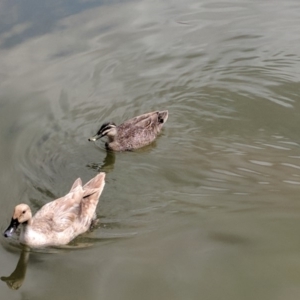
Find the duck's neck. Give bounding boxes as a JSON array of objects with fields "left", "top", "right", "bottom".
[
  {"left": 107, "top": 134, "right": 116, "bottom": 143},
  {"left": 24, "top": 218, "right": 33, "bottom": 226}
]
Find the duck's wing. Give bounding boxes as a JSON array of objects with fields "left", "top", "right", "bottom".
[
  {"left": 122, "top": 111, "right": 168, "bottom": 129},
  {"left": 120, "top": 111, "right": 158, "bottom": 128},
  {"left": 33, "top": 183, "right": 84, "bottom": 233},
  {"left": 69, "top": 178, "right": 82, "bottom": 192}
]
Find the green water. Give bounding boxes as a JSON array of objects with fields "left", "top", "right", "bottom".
[{"left": 1, "top": 0, "right": 300, "bottom": 299}]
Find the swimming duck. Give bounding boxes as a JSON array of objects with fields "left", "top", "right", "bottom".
[
  {"left": 88, "top": 110, "right": 168, "bottom": 151},
  {"left": 3, "top": 173, "right": 105, "bottom": 248}
]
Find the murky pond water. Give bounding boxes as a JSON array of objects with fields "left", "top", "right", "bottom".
[{"left": 1, "top": 0, "right": 300, "bottom": 299}]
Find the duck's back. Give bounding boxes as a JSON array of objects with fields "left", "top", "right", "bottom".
[
  {"left": 33, "top": 186, "right": 84, "bottom": 232},
  {"left": 113, "top": 111, "right": 168, "bottom": 151}
]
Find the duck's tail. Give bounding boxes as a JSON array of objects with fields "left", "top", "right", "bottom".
[{"left": 158, "top": 110, "right": 169, "bottom": 124}]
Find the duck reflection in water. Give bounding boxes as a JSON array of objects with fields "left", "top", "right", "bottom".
[
  {"left": 87, "top": 150, "right": 116, "bottom": 173},
  {"left": 1, "top": 250, "right": 29, "bottom": 290}
]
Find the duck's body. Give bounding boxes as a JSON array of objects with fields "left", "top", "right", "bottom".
[
  {"left": 4, "top": 173, "right": 105, "bottom": 248},
  {"left": 89, "top": 110, "right": 168, "bottom": 151}
]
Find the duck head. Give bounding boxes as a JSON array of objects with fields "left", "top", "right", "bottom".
[
  {"left": 4, "top": 204, "right": 32, "bottom": 238},
  {"left": 88, "top": 122, "right": 117, "bottom": 142}
]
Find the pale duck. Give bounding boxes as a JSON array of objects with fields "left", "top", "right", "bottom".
[{"left": 3, "top": 173, "right": 105, "bottom": 247}]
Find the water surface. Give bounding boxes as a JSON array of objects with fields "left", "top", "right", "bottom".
[{"left": 1, "top": 0, "right": 300, "bottom": 299}]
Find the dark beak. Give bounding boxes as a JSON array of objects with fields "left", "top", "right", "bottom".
[
  {"left": 88, "top": 133, "right": 103, "bottom": 142},
  {"left": 4, "top": 218, "right": 20, "bottom": 238}
]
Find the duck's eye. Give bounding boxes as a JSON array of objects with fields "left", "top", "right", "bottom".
[{"left": 22, "top": 210, "right": 26, "bottom": 214}]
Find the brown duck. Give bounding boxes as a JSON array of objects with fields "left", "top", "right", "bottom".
[{"left": 88, "top": 110, "right": 168, "bottom": 151}]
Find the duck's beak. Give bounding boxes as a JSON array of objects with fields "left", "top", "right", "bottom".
[
  {"left": 88, "top": 133, "right": 103, "bottom": 142},
  {"left": 3, "top": 218, "right": 20, "bottom": 238}
]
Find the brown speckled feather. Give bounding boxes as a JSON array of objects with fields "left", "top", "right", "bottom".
[{"left": 97, "top": 110, "right": 168, "bottom": 151}]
